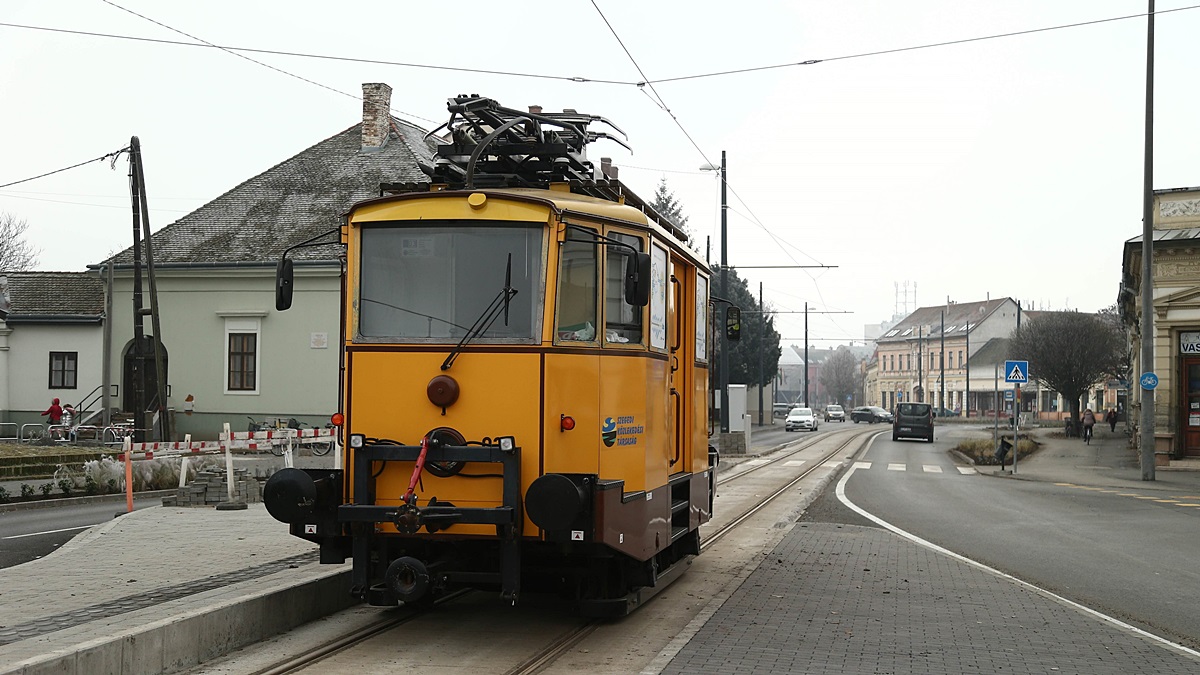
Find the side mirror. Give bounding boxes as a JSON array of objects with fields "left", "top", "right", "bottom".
[
  {"left": 725, "top": 306, "right": 741, "bottom": 341},
  {"left": 624, "top": 252, "right": 651, "bottom": 307},
  {"left": 276, "top": 257, "right": 294, "bottom": 311}
]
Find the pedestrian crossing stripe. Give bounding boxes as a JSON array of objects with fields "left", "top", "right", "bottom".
[
  {"left": 923, "top": 465, "right": 942, "bottom": 473},
  {"left": 783, "top": 460, "right": 807, "bottom": 467},
  {"left": 887, "top": 463, "right": 906, "bottom": 471}
]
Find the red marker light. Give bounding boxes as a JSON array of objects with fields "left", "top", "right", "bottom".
[
  {"left": 560, "top": 415, "right": 576, "bottom": 432},
  {"left": 331, "top": 412, "right": 345, "bottom": 426}
]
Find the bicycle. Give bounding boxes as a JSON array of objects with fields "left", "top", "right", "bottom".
[
  {"left": 247, "top": 417, "right": 290, "bottom": 456},
  {"left": 1083, "top": 424, "right": 1093, "bottom": 445}
]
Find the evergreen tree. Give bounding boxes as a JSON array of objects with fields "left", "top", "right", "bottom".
[
  {"left": 713, "top": 266, "right": 781, "bottom": 388},
  {"left": 650, "top": 177, "right": 690, "bottom": 236}
]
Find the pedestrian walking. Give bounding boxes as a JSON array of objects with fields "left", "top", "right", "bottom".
[
  {"left": 1081, "top": 408, "right": 1096, "bottom": 444},
  {"left": 1105, "top": 408, "right": 1117, "bottom": 433},
  {"left": 40, "top": 397, "right": 63, "bottom": 425}
]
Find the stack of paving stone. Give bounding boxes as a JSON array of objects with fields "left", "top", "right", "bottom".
[{"left": 162, "top": 467, "right": 262, "bottom": 507}]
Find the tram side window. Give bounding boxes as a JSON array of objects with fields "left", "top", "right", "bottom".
[
  {"left": 603, "top": 233, "right": 643, "bottom": 345},
  {"left": 556, "top": 234, "right": 598, "bottom": 342},
  {"left": 695, "top": 274, "right": 708, "bottom": 362}
]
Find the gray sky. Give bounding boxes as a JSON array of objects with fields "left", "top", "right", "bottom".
[{"left": 2, "top": 1, "right": 1197, "bottom": 346}]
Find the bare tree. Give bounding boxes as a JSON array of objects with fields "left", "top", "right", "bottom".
[
  {"left": 818, "top": 347, "right": 861, "bottom": 407},
  {"left": 1008, "top": 311, "right": 1124, "bottom": 434},
  {"left": 0, "top": 213, "right": 39, "bottom": 270}
]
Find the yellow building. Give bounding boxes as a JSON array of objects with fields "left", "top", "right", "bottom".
[{"left": 870, "top": 299, "right": 1020, "bottom": 414}]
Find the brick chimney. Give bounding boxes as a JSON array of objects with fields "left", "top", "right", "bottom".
[
  {"left": 361, "top": 83, "right": 392, "bottom": 152},
  {"left": 600, "top": 157, "right": 618, "bottom": 180},
  {"left": 528, "top": 105, "right": 542, "bottom": 115}
]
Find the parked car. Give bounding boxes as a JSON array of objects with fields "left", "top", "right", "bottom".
[
  {"left": 824, "top": 404, "right": 846, "bottom": 422},
  {"left": 785, "top": 407, "right": 819, "bottom": 432},
  {"left": 773, "top": 403, "right": 793, "bottom": 419},
  {"left": 893, "top": 402, "right": 934, "bottom": 442},
  {"left": 850, "top": 406, "right": 893, "bottom": 424},
  {"left": 932, "top": 407, "right": 959, "bottom": 417}
]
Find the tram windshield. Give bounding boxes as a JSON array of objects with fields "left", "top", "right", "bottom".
[{"left": 358, "top": 222, "right": 543, "bottom": 342}]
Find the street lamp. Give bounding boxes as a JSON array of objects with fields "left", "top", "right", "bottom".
[{"left": 700, "top": 152, "right": 729, "bottom": 434}]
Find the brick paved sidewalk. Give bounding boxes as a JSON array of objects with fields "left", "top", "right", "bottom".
[{"left": 657, "top": 522, "right": 1200, "bottom": 674}]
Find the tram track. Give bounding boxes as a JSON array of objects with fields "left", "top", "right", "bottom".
[{"left": 224, "top": 426, "right": 881, "bottom": 675}]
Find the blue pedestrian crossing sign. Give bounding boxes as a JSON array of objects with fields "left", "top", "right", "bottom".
[{"left": 1004, "top": 360, "right": 1029, "bottom": 384}]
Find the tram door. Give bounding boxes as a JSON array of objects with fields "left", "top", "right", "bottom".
[
  {"left": 1183, "top": 357, "right": 1200, "bottom": 457},
  {"left": 667, "top": 255, "right": 691, "bottom": 471}
]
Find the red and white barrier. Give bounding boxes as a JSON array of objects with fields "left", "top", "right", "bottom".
[{"left": 117, "top": 427, "right": 335, "bottom": 460}]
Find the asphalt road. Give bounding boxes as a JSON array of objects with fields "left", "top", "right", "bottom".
[
  {"left": 804, "top": 430, "right": 1200, "bottom": 651},
  {"left": 0, "top": 497, "right": 162, "bottom": 568}
]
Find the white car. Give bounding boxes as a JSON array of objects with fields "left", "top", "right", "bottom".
[{"left": 785, "top": 407, "right": 819, "bottom": 432}]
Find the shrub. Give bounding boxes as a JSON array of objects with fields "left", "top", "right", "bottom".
[
  {"left": 955, "top": 436, "right": 1038, "bottom": 465},
  {"left": 0, "top": 486, "right": 9, "bottom": 503},
  {"left": 56, "top": 478, "right": 74, "bottom": 496},
  {"left": 39, "top": 483, "right": 53, "bottom": 497},
  {"left": 21, "top": 484, "right": 34, "bottom": 499}
]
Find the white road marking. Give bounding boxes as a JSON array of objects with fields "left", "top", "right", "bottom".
[
  {"left": 783, "top": 460, "right": 807, "bottom": 467},
  {"left": 4, "top": 525, "right": 91, "bottom": 540},
  {"left": 957, "top": 466, "right": 977, "bottom": 475},
  {"left": 887, "top": 463, "right": 906, "bottom": 471},
  {"left": 836, "top": 463, "right": 1200, "bottom": 660},
  {"left": 922, "top": 465, "right": 943, "bottom": 473}
]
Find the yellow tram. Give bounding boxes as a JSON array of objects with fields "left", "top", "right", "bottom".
[{"left": 264, "top": 96, "right": 738, "bottom": 615}]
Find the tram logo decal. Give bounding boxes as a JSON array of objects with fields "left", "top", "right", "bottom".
[{"left": 602, "top": 416, "right": 643, "bottom": 447}]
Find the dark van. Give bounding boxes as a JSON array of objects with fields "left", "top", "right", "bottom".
[{"left": 893, "top": 402, "right": 934, "bottom": 442}]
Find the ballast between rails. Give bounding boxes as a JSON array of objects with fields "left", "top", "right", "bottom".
[{"left": 119, "top": 427, "right": 337, "bottom": 461}]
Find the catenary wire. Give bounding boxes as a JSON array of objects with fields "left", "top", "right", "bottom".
[
  {"left": 3, "top": 5, "right": 1195, "bottom": 91},
  {"left": 98, "top": 0, "right": 440, "bottom": 126},
  {"left": 645, "top": 4, "right": 1200, "bottom": 84},
  {"left": 0, "top": 148, "right": 129, "bottom": 190}
]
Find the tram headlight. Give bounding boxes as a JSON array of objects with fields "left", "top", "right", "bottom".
[
  {"left": 349, "top": 433, "right": 365, "bottom": 449},
  {"left": 498, "top": 436, "right": 515, "bottom": 452}
]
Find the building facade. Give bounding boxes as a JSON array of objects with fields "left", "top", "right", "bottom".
[
  {"left": 1120, "top": 186, "right": 1200, "bottom": 459},
  {"left": 91, "top": 83, "right": 436, "bottom": 440},
  {"left": 870, "top": 299, "right": 1019, "bottom": 414}
]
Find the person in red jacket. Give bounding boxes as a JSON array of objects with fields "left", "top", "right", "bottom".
[{"left": 41, "top": 397, "right": 63, "bottom": 426}]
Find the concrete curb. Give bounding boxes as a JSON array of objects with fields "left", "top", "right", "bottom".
[
  {"left": 0, "top": 490, "right": 175, "bottom": 514},
  {"left": 0, "top": 565, "right": 356, "bottom": 675}
]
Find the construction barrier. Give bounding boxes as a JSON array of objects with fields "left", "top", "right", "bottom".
[{"left": 119, "top": 427, "right": 335, "bottom": 460}]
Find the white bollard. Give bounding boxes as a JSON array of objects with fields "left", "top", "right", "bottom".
[
  {"left": 284, "top": 430, "right": 294, "bottom": 469},
  {"left": 223, "top": 422, "right": 235, "bottom": 502},
  {"left": 179, "top": 456, "right": 190, "bottom": 488}
]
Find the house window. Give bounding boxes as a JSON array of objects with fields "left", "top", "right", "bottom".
[
  {"left": 959, "top": 350, "right": 964, "bottom": 369},
  {"left": 228, "top": 334, "right": 257, "bottom": 391},
  {"left": 49, "top": 352, "right": 77, "bottom": 389},
  {"left": 224, "top": 317, "right": 261, "bottom": 394}
]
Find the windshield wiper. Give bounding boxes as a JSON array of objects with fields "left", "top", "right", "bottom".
[
  {"left": 441, "top": 254, "right": 516, "bottom": 371},
  {"left": 361, "top": 298, "right": 470, "bottom": 336}
]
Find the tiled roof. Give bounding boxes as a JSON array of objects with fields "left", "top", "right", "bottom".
[
  {"left": 98, "top": 118, "right": 435, "bottom": 267},
  {"left": 0, "top": 271, "right": 104, "bottom": 322},
  {"left": 969, "top": 337, "right": 1011, "bottom": 367},
  {"left": 875, "top": 299, "right": 1011, "bottom": 343}
]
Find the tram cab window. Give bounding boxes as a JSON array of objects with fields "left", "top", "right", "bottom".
[
  {"left": 556, "top": 232, "right": 598, "bottom": 342},
  {"left": 358, "top": 223, "right": 542, "bottom": 342},
  {"left": 604, "top": 232, "right": 644, "bottom": 345}
]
